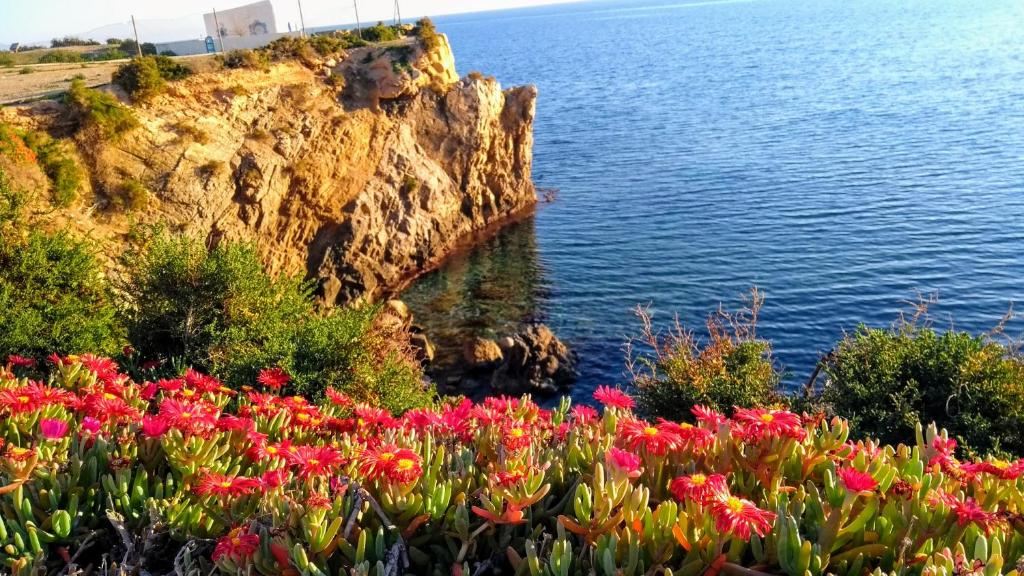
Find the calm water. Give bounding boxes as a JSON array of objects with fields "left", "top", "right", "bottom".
[{"left": 402, "top": 0, "right": 1024, "bottom": 399}]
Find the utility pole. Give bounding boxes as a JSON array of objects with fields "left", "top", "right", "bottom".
[
  {"left": 130, "top": 15, "right": 143, "bottom": 57},
  {"left": 297, "top": 0, "right": 307, "bottom": 37},
  {"left": 353, "top": 0, "right": 362, "bottom": 39},
  {"left": 393, "top": 0, "right": 401, "bottom": 25},
  {"left": 212, "top": 8, "right": 225, "bottom": 53}
]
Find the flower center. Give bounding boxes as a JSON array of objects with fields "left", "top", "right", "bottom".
[
  {"left": 307, "top": 458, "right": 319, "bottom": 466},
  {"left": 644, "top": 426, "right": 658, "bottom": 436},
  {"left": 17, "top": 396, "right": 29, "bottom": 403},
  {"left": 727, "top": 496, "right": 744, "bottom": 513},
  {"left": 759, "top": 413, "right": 775, "bottom": 423},
  {"left": 221, "top": 481, "right": 233, "bottom": 488},
  {"left": 691, "top": 474, "right": 707, "bottom": 485},
  {"left": 380, "top": 452, "right": 395, "bottom": 461},
  {"left": 397, "top": 459, "right": 414, "bottom": 471},
  {"left": 511, "top": 428, "right": 525, "bottom": 438}
]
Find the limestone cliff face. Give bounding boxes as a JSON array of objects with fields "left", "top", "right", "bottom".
[{"left": 11, "top": 35, "right": 537, "bottom": 304}]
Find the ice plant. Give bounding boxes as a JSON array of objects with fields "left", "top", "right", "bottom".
[
  {"left": 0, "top": 354, "right": 1021, "bottom": 576},
  {"left": 257, "top": 367, "right": 290, "bottom": 389}
]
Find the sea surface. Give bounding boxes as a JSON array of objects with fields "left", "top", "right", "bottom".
[{"left": 401, "top": 0, "right": 1024, "bottom": 400}]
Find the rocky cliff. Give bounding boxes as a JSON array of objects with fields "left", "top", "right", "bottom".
[{"left": 2, "top": 35, "right": 537, "bottom": 304}]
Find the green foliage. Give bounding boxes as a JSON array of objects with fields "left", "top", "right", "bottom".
[
  {"left": 87, "top": 47, "right": 128, "bottom": 61},
  {"left": 110, "top": 179, "right": 148, "bottom": 212},
  {"left": 119, "top": 231, "right": 313, "bottom": 384},
  {"left": 413, "top": 17, "right": 441, "bottom": 52},
  {"left": 19, "top": 66, "right": 34, "bottom": 75},
  {"left": 0, "top": 54, "right": 13, "bottom": 67},
  {"left": 112, "top": 55, "right": 192, "bottom": 101},
  {"left": 38, "top": 50, "right": 83, "bottom": 63},
  {"left": 0, "top": 169, "right": 122, "bottom": 361},
  {"left": 51, "top": 37, "right": 99, "bottom": 48},
  {"left": 64, "top": 79, "right": 138, "bottom": 140},
  {"left": 221, "top": 49, "right": 269, "bottom": 71},
  {"left": 819, "top": 323, "right": 1024, "bottom": 456},
  {"left": 362, "top": 22, "right": 401, "bottom": 43},
  {"left": 118, "top": 232, "right": 432, "bottom": 411},
  {"left": 631, "top": 289, "right": 783, "bottom": 421},
  {"left": 292, "top": 308, "right": 433, "bottom": 412},
  {"left": 19, "top": 129, "right": 83, "bottom": 207},
  {"left": 262, "top": 36, "right": 318, "bottom": 64}
]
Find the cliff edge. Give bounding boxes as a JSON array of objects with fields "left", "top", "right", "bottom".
[{"left": 2, "top": 34, "right": 537, "bottom": 304}]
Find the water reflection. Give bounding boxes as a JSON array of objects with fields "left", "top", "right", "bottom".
[{"left": 400, "top": 217, "right": 550, "bottom": 371}]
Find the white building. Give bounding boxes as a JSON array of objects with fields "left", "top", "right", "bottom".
[{"left": 203, "top": 0, "right": 277, "bottom": 39}]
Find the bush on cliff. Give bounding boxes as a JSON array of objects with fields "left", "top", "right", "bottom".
[
  {"left": 64, "top": 78, "right": 138, "bottom": 140},
  {"left": 112, "top": 55, "right": 192, "bottom": 101},
  {"left": 119, "top": 230, "right": 433, "bottom": 411},
  {"left": 630, "top": 289, "right": 783, "bottom": 421},
  {"left": 220, "top": 49, "right": 269, "bottom": 71},
  {"left": 119, "top": 230, "right": 313, "bottom": 383},
  {"left": 413, "top": 17, "right": 441, "bottom": 52},
  {"left": 362, "top": 22, "right": 401, "bottom": 43},
  {"left": 818, "top": 321, "right": 1024, "bottom": 456},
  {"left": 19, "top": 128, "right": 83, "bottom": 207},
  {"left": 0, "top": 169, "right": 123, "bottom": 360}
]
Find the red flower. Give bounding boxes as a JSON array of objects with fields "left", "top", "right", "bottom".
[
  {"left": 605, "top": 447, "right": 642, "bottom": 479},
  {"left": 949, "top": 498, "right": 998, "bottom": 532},
  {"left": 837, "top": 467, "right": 878, "bottom": 493},
  {"left": 571, "top": 405, "right": 599, "bottom": 425},
  {"left": 288, "top": 445, "right": 345, "bottom": 478},
  {"left": 39, "top": 418, "right": 69, "bottom": 440},
  {"left": 669, "top": 473, "right": 728, "bottom": 505},
  {"left": 195, "top": 472, "right": 262, "bottom": 497},
  {"left": 325, "top": 387, "right": 353, "bottom": 407},
  {"left": 732, "top": 408, "right": 804, "bottom": 441},
  {"left": 5, "top": 445, "right": 36, "bottom": 462},
  {"left": 961, "top": 459, "right": 1024, "bottom": 480},
  {"left": 385, "top": 449, "right": 423, "bottom": 484},
  {"left": 593, "top": 385, "right": 635, "bottom": 410},
  {"left": 257, "top": 367, "right": 290, "bottom": 389},
  {"left": 159, "top": 398, "right": 219, "bottom": 435},
  {"left": 0, "top": 387, "right": 42, "bottom": 415},
  {"left": 617, "top": 419, "right": 683, "bottom": 456},
  {"left": 7, "top": 355, "right": 36, "bottom": 368},
  {"left": 502, "top": 422, "right": 533, "bottom": 452},
  {"left": 711, "top": 495, "right": 776, "bottom": 541},
  {"left": 660, "top": 420, "right": 715, "bottom": 451},
  {"left": 261, "top": 468, "right": 290, "bottom": 488},
  {"left": 212, "top": 529, "right": 260, "bottom": 562},
  {"left": 358, "top": 444, "right": 400, "bottom": 480},
  {"left": 692, "top": 405, "right": 728, "bottom": 427}
]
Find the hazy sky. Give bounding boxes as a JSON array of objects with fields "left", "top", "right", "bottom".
[{"left": 0, "top": 0, "right": 572, "bottom": 45}]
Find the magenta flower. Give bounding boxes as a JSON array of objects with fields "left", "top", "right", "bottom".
[
  {"left": 81, "top": 416, "right": 102, "bottom": 434},
  {"left": 40, "top": 418, "right": 69, "bottom": 440}
]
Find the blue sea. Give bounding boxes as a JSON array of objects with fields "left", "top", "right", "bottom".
[{"left": 401, "top": 0, "right": 1024, "bottom": 400}]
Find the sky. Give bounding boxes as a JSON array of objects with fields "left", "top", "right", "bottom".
[{"left": 0, "top": 0, "right": 572, "bottom": 46}]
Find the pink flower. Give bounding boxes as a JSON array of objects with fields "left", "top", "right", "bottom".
[
  {"left": 837, "top": 467, "right": 878, "bottom": 493},
  {"left": 141, "top": 414, "right": 171, "bottom": 438},
  {"left": 257, "top": 367, "right": 291, "bottom": 389},
  {"left": 692, "top": 405, "right": 728, "bottom": 427},
  {"left": 711, "top": 495, "right": 776, "bottom": 541},
  {"left": 39, "top": 418, "right": 69, "bottom": 440},
  {"left": 80, "top": 417, "right": 101, "bottom": 434},
  {"left": 593, "top": 385, "right": 635, "bottom": 410},
  {"left": 605, "top": 447, "right": 642, "bottom": 478}
]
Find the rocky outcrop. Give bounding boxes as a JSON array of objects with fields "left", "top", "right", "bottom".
[
  {"left": 450, "top": 323, "right": 578, "bottom": 395},
  {"left": 2, "top": 34, "right": 537, "bottom": 305}
]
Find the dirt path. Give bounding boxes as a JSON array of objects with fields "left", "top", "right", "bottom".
[{"left": 0, "top": 61, "right": 120, "bottom": 104}]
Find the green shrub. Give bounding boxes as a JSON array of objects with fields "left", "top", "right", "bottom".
[
  {"left": 262, "top": 36, "right": 318, "bottom": 64},
  {"left": 87, "top": 47, "right": 128, "bottom": 61},
  {"left": 819, "top": 323, "right": 1024, "bottom": 456},
  {"left": 172, "top": 121, "right": 209, "bottom": 145},
  {"left": 221, "top": 49, "right": 269, "bottom": 71},
  {"left": 0, "top": 54, "right": 13, "bottom": 68},
  {"left": 308, "top": 34, "right": 343, "bottom": 56},
  {"left": 113, "top": 55, "right": 192, "bottom": 101},
  {"left": 0, "top": 169, "right": 122, "bottom": 360},
  {"left": 119, "top": 231, "right": 432, "bottom": 410},
  {"left": 413, "top": 17, "right": 441, "bottom": 52},
  {"left": 110, "top": 179, "right": 148, "bottom": 212},
  {"left": 630, "top": 289, "right": 783, "bottom": 421},
  {"left": 20, "top": 130, "right": 83, "bottom": 207},
  {"left": 362, "top": 22, "right": 400, "bottom": 43},
  {"left": 64, "top": 79, "right": 138, "bottom": 140},
  {"left": 19, "top": 67, "right": 33, "bottom": 75},
  {"left": 292, "top": 307, "right": 433, "bottom": 413},
  {"left": 39, "top": 50, "right": 84, "bottom": 63},
  {"left": 51, "top": 37, "right": 98, "bottom": 48}
]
